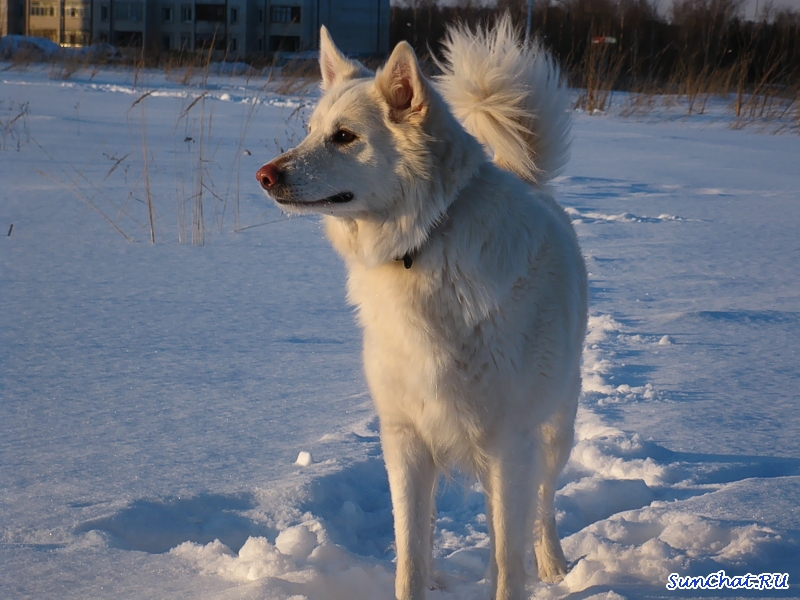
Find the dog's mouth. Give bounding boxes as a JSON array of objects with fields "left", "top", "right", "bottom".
[{"left": 274, "top": 191, "right": 354, "bottom": 207}]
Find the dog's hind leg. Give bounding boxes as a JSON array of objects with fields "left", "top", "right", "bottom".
[
  {"left": 483, "top": 440, "right": 538, "bottom": 600},
  {"left": 382, "top": 423, "right": 437, "bottom": 600},
  {"left": 533, "top": 402, "right": 576, "bottom": 582}
]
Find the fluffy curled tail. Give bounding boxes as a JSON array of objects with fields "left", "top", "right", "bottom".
[{"left": 436, "top": 15, "right": 571, "bottom": 184}]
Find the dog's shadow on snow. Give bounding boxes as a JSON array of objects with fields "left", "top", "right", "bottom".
[
  {"left": 297, "top": 457, "right": 395, "bottom": 558},
  {"left": 295, "top": 455, "right": 490, "bottom": 561},
  {"left": 75, "top": 451, "right": 800, "bottom": 568},
  {"left": 76, "top": 492, "right": 275, "bottom": 554}
]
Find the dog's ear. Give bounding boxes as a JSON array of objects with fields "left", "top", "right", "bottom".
[
  {"left": 376, "top": 42, "right": 427, "bottom": 123},
  {"left": 319, "top": 26, "right": 371, "bottom": 91}
]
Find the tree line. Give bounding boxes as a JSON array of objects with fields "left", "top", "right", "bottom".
[{"left": 389, "top": 0, "right": 800, "bottom": 95}]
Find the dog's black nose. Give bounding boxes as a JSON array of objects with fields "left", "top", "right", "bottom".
[{"left": 256, "top": 162, "right": 281, "bottom": 190}]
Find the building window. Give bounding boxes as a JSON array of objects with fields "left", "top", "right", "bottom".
[
  {"left": 195, "top": 33, "right": 225, "bottom": 50},
  {"left": 270, "top": 6, "right": 300, "bottom": 24},
  {"left": 29, "top": 28, "right": 58, "bottom": 41},
  {"left": 229, "top": 6, "right": 237, "bottom": 24},
  {"left": 163, "top": 6, "right": 173, "bottom": 22},
  {"left": 30, "top": 3, "right": 57, "bottom": 17},
  {"left": 195, "top": 3, "right": 224, "bottom": 22},
  {"left": 114, "top": 2, "right": 144, "bottom": 22},
  {"left": 64, "top": 31, "right": 89, "bottom": 45},
  {"left": 115, "top": 31, "right": 143, "bottom": 46},
  {"left": 257, "top": 37, "right": 263, "bottom": 51},
  {"left": 269, "top": 35, "right": 298, "bottom": 51},
  {"left": 162, "top": 35, "right": 171, "bottom": 51},
  {"left": 180, "top": 4, "right": 192, "bottom": 22},
  {"left": 65, "top": 4, "right": 86, "bottom": 18},
  {"left": 257, "top": 8, "right": 263, "bottom": 23},
  {"left": 100, "top": 4, "right": 108, "bottom": 20}
]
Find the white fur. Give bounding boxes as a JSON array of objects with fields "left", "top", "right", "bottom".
[
  {"left": 436, "top": 16, "right": 571, "bottom": 184},
  {"left": 259, "top": 21, "right": 587, "bottom": 600}
]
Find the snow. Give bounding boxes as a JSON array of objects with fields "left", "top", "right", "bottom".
[{"left": 2, "top": 63, "right": 799, "bottom": 599}]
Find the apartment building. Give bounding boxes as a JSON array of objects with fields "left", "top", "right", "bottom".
[
  {"left": 15, "top": 0, "right": 389, "bottom": 57},
  {"left": 1, "top": 0, "right": 26, "bottom": 36}
]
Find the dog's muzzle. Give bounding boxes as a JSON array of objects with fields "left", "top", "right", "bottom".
[{"left": 256, "top": 161, "right": 354, "bottom": 207}]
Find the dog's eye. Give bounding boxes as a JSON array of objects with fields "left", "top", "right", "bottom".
[{"left": 331, "top": 129, "right": 356, "bottom": 145}]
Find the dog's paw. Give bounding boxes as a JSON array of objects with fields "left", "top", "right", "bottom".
[
  {"left": 535, "top": 547, "right": 568, "bottom": 583},
  {"left": 537, "top": 560, "right": 568, "bottom": 584}
]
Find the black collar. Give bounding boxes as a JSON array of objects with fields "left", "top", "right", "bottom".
[{"left": 398, "top": 253, "right": 414, "bottom": 269}]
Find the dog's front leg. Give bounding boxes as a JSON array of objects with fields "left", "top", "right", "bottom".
[
  {"left": 382, "top": 423, "right": 436, "bottom": 600},
  {"left": 483, "top": 445, "right": 538, "bottom": 600}
]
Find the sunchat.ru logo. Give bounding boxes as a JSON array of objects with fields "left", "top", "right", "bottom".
[{"left": 666, "top": 570, "right": 789, "bottom": 591}]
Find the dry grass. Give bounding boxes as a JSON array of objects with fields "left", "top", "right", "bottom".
[
  {"left": 574, "top": 39, "right": 628, "bottom": 113},
  {"left": 618, "top": 80, "right": 660, "bottom": 117},
  {"left": 16, "top": 60, "right": 280, "bottom": 244},
  {"left": 275, "top": 58, "right": 319, "bottom": 96},
  {"left": 124, "top": 60, "right": 283, "bottom": 245},
  {"left": 576, "top": 37, "right": 798, "bottom": 133},
  {"left": 0, "top": 99, "right": 31, "bottom": 151}
]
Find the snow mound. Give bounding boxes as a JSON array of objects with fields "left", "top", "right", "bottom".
[
  {"left": 172, "top": 519, "right": 395, "bottom": 600},
  {"left": 0, "top": 35, "right": 61, "bottom": 60},
  {"left": 566, "top": 207, "right": 685, "bottom": 224},
  {"left": 561, "top": 508, "right": 783, "bottom": 593}
]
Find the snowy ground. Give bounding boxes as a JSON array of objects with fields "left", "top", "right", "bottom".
[{"left": 1, "top": 64, "right": 799, "bottom": 599}]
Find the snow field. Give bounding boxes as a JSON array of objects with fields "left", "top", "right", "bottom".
[{"left": 2, "top": 63, "right": 799, "bottom": 599}]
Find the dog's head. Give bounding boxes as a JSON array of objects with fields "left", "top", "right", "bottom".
[{"left": 256, "top": 27, "right": 433, "bottom": 220}]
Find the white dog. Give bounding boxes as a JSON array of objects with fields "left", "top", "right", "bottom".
[{"left": 257, "top": 18, "right": 587, "bottom": 600}]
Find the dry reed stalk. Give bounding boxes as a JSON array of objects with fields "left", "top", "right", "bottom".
[
  {"left": 132, "top": 44, "right": 148, "bottom": 91},
  {"left": 226, "top": 69, "right": 275, "bottom": 233},
  {"left": 192, "top": 95, "right": 207, "bottom": 246},
  {"left": 276, "top": 57, "right": 318, "bottom": 96},
  {"left": 0, "top": 100, "right": 31, "bottom": 151},
  {"left": 141, "top": 102, "right": 156, "bottom": 243},
  {"left": 173, "top": 92, "right": 209, "bottom": 244},
  {"left": 793, "top": 88, "right": 800, "bottom": 131},
  {"left": 575, "top": 36, "right": 627, "bottom": 113}
]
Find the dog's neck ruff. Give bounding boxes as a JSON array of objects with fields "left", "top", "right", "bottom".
[
  {"left": 391, "top": 160, "right": 486, "bottom": 270},
  {"left": 394, "top": 208, "right": 450, "bottom": 269}
]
